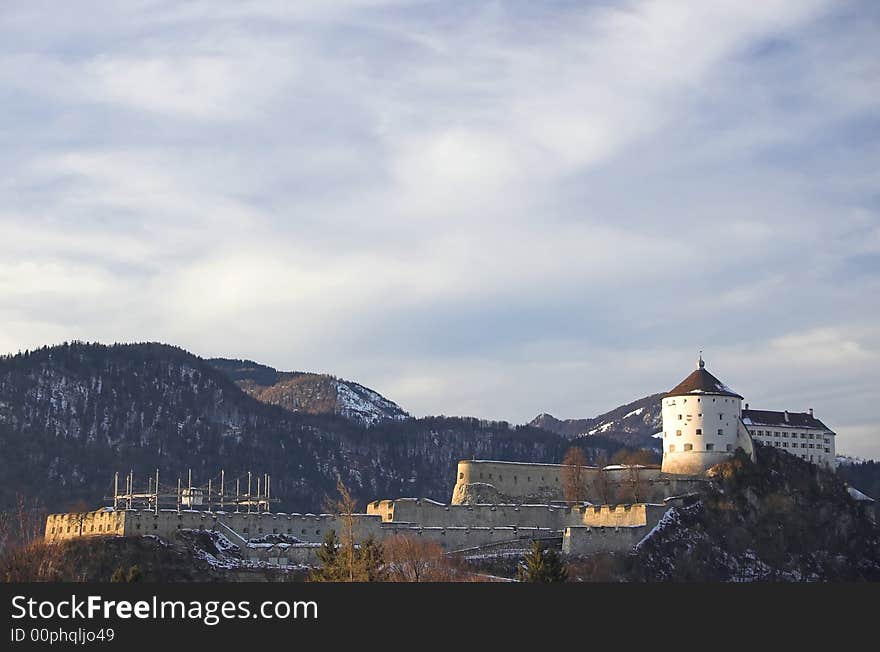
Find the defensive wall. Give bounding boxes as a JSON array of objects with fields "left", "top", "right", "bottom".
[
  {"left": 45, "top": 460, "right": 701, "bottom": 558},
  {"left": 562, "top": 502, "right": 671, "bottom": 556},
  {"left": 45, "top": 509, "right": 384, "bottom": 544},
  {"left": 45, "top": 509, "right": 558, "bottom": 555},
  {"left": 367, "top": 498, "right": 672, "bottom": 531},
  {"left": 451, "top": 460, "right": 707, "bottom": 505}
]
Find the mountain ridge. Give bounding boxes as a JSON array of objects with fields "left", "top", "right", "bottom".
[
  {"left": 529, "top": 393, "right": 665, "bottom": 447},
  {"left": 0, "top": 341, "right": 634, "bottom": 512}
]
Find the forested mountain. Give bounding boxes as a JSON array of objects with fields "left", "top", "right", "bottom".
[
  {"left": 530, "top": 393, "right": 664, "bottom": 447},
  {"left": 209, "top": 358, "right": 408, "bottom": 425},
  {"left": 0, "top": 342, "right": 629, "bottom": 512}
]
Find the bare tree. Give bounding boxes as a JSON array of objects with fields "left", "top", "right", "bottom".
[
  {"left": 383, "top": 534, "right": 452, "bottom": 582},
  {"left": 0, "top": 494, "right": 63, "bottom": 582},
  {"left": 610, "top": 449, "right": 656, "bottom": 502},
  {"left": 323, "top": 478, "right": 360, "bottom": 582},
  {"left": 628, "top": 465, "right": 644, "bottom": 503},
  {"left": 592, "top": 453, "right": 611, "bottom": 504},
  {"left": 561, "top": 447, "right": 589, "bottom": 505}
]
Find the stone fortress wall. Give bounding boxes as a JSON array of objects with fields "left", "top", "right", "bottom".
[
  {"left": 45, "top": 506, "right": 562, "bottom": 563},
  {"left": 45, "top": 509, "right": 385, "bottom": 544},
  {"left": 450, "top": 460, "right": 707, "bottom": 505},
  {"left": 45, "top": 462, "right": 694, "bottom": 561},
  {"left": 368, "top": 496, "right": 674, "bottom": 532}
]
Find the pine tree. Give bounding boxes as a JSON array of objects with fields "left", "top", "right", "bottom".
[
  {"left": 358, "top": 535, "right": 387, "bottom": 582},
  {"left": 518, "top": 541, "right": 568, "bottom": 583},
  {"left": 311, "top": 529, "right": 340, "bottom": 581}
]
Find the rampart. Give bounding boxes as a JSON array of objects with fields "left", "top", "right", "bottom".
[
  {"left": 367, "top": 498, "right": 667, "bottom": 531},
  {"left": 451, "top": 460, "right": 705, "bottom": 504},
  {"left": 46, "top": 508, "right": 558, "bottom": 554},
  {"left": 45, "top": 461, "right": 703, "bottom": 559},
  {"left": 563, "top": 502, "right": 671, "bottom": 555},
  {"left": 45, "top": 509, "right": 384, "bottom": 544}
]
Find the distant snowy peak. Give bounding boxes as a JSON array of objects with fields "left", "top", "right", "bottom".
[
  {"left": 528, "top": 393, "right": 664, "bottom": 447},
  {"left": 209, "top": 358, "right": 409, "bottom": 426},
  {"left": 333, "top": 378, "right": 409, "bottom": 426}
]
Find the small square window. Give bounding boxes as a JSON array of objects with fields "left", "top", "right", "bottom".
[
  {"left": 706, "top": 443, "right": 714, "bottom": 451},
  {"left": 684, "top": 444, "right": 693, "bottom": 451},
  {"left": 695, "top": 429, "right": 702, "bottom": 435}
]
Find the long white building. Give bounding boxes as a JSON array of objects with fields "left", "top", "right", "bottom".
[{"left": 742, "top": 408, "right": 836, "bottom": 469}]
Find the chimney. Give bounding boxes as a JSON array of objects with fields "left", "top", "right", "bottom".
[
  {"left": 784, "top": 410, "right": 790, "bottom": 423},
  {"left": 745, "top": 403, "right": 749, "bottom": 410},
  {"left": 809, "top": 408, "right": 814, "bottom": 418}
]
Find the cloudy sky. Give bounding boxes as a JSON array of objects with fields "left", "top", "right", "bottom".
[{"left": 1, "top": 1, "right": 878, "bottom": 456}]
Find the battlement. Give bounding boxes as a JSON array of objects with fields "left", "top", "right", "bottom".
[
  {"left": 46, "top": 509, "right": 383, "bottom": 544},
  {"left": 46, "top": 460, "right": 700, "bottom": 560}
]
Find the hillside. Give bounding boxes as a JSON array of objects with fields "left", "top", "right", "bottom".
[
  {"left": 0, "top": 342, "right": 630, "bottom": 513},
  {"left": 837, "top": 459, "right": 880, "bottom": 503},
  {"left": 530, "top": 393, "right": 664, "bottom": 447},
  {"left": 209, "top": 358, "right": 408, "bottom": 426},
  {"left": 627, "top": 446, "right": 880, "bottom": 581}
]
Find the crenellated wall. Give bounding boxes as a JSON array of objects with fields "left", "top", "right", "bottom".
[
  {"left": 46, "top": 509, "right": 384, "bottom": 544},
  {"left": 45, "top": 508, "right": 558, "bottom": 554},
  {"left": 563, "top": 503, "right": 671, "bottom": 555},
  {"left": 45, "top": 462, "right": 700, "bottom": 559}
]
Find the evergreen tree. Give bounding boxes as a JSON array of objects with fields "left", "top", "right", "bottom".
[
  {"left": 311, "top": 530, "right": 340, "bottom": 581},
  {"left": 358, "top": 536, "right": 387, "bottom": 582},
  {"left": 518, "top": 541, "right": 568, "bottom": 583}
]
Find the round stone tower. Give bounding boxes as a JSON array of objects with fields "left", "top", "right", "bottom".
[{"left": 661, "top": 355, "right": 751, "bottom": 475}]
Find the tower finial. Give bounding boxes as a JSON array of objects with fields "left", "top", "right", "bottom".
[{"left": 698, "top": 350, "right": 705, "bottom": 369}]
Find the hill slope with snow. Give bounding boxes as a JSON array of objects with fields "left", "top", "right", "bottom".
[
  {"left": 209, "top": 358, "right": 408, "bottom": 426},
  {"left": 530, "top": 393, "right": 664, "bottom": 447}
]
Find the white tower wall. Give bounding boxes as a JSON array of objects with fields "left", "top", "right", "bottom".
[{"left": 661, "top": 393, "right": 742, "bottom": 475}]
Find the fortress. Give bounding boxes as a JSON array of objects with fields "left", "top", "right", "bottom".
[{"left": 44, "top": 356, "right": 838, "bottom": 563}]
